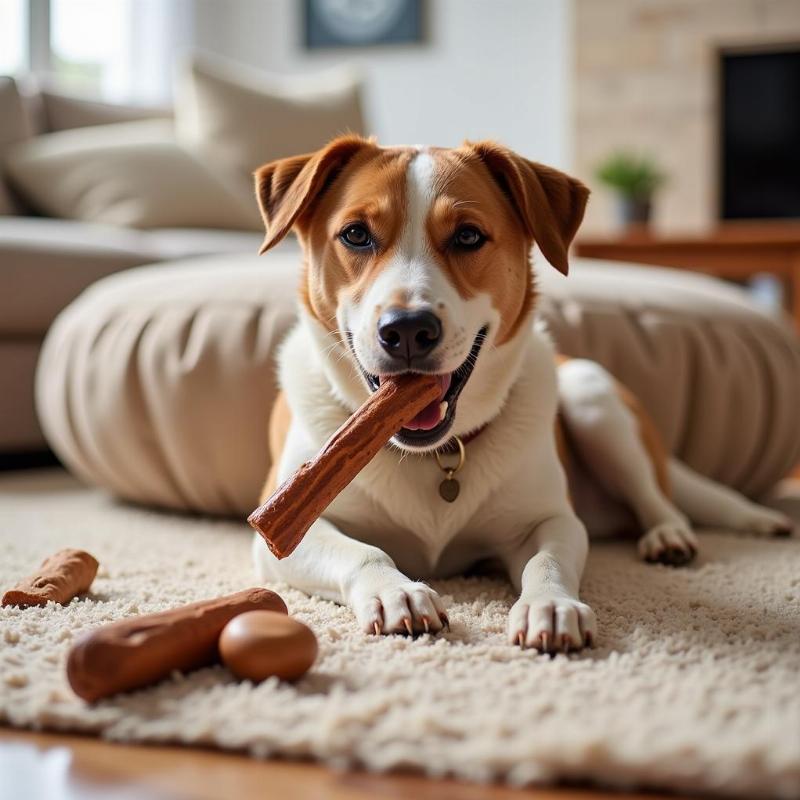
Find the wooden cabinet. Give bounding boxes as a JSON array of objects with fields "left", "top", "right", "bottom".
[{"left": 575, "top": 222, "right": 800, "bottom": 330}]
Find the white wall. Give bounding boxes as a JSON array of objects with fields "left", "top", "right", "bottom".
[{"left": 192, "top": 0, "right": 573, "bottom": 168}]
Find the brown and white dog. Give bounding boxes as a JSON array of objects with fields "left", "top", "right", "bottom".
[{"left": 251, "top": 135, "right": 793, "bottom": 652}]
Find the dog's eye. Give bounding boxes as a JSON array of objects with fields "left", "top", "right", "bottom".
[
  {"left": 339, "top": 224, "right": 373, "bottom": 249},
  {"left": 453, "top": 225, "right": 485, "bottom": 250}
]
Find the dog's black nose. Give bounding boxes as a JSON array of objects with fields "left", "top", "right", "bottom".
[{"left": 377, "top": 308, "right": 442, "bottom": 361}]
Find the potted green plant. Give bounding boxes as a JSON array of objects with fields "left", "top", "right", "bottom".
[{"left": 595, "top": 152, "right": 666, "bottom": 228}]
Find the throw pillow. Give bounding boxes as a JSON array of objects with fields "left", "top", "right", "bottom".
[
  {"left": 0, "top": 77, "right": 35, "bottom": 214},
  {"left": 5, "top": 119, "right": 262, "bottom": 230},
  {"left": 174, "top": 54, "right": 365, "bottom": 206}
]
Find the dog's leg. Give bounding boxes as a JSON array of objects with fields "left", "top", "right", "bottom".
[
  {"left": 558, "top": 359, "right": 698, "bottom": 566},
  {"left": 252, "top": 521, "right": 447, "bottom": 636},
  {"left": 505, "top": 514, "right": 597, "bottom": 652},
  {"left": 668, "top": 458, "right": 794, "bottom": 536}
]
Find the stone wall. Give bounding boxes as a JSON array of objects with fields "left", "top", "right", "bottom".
[{"left": 573, "top": 0, "right": 800, "bottom": 234}]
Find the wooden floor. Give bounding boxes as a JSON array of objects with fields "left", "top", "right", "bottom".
[{"left": 0, "top": 728, "right": 691, "bottom": 800}]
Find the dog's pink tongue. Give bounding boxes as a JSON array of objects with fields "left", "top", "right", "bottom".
[{"left": 402, "top": 374, "right": 451, "bottom": 431}]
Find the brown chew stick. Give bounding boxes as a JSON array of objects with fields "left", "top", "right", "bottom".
[
  {"left": 66, "top": 587, "right": 287, "bottom": 702},
  {"left": 248, "top": 374, "right": 441, "bottom": 559},
  {"left": 2, "top": 549, "right": 98, "bottom": 607}
]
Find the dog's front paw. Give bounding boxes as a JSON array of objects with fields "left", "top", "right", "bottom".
[
  {"left": 350, "top": 577, "right": 448, "bottom": 636},
  {"left": 508, "top": 594, "right": 596, "bottom": 652},
  {"left": 638, "top": 522, "right": 698, "bottom": 566}
]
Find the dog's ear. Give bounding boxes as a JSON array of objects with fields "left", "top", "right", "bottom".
[
  {"left": 254, "top": 135, "right": 373, "bottom": 255},
  {"left": 466, "top": 140, "right": 589, "bottom": 275}
]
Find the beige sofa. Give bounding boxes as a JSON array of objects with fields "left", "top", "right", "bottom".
[
  {"left": 0, "top": 59, "right": 364, "bottom": 453},
  {"left": 0, "top": 216, "right": 263, "bottom": 451}
]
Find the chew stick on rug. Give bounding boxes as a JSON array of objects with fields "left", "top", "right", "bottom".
[
  {"left": 249, "top": 374, "right": 440, "bottom": 559},
  {"left": 2, "top": 549, "right": 98, "bottom": 607}
]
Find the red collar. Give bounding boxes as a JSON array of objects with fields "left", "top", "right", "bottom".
[{"left": 439, "top": 423, "right": 488, "bottom": 453}]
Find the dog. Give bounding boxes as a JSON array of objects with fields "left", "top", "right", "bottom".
[{"left": 251, "top": 135, "right": 793, "bottom": 652}]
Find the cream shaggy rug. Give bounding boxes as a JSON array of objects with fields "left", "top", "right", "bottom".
[{"left": 1, "top": 470, "right": 799, "bottom": 798}]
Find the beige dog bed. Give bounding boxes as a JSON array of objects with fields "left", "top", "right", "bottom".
[{"left": 36, "top": 250, "right": 800, "bottom": 514}]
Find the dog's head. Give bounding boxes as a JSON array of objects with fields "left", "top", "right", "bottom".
[{"left": 255, "top": 135, "right": 588, "bottom": 452}]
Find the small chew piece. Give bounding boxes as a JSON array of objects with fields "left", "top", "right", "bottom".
[
  {"left": 66, "top": 588, "right": 287, "bottom": 702},
  {"left": 219, "top": 610, "right": 318, "bottom": 682},
  {"left": 2, "top": 548, "right": 98, "bottom": 607},
  {"left": 248, "top": 373, "right": 441, "bottom": 559}
]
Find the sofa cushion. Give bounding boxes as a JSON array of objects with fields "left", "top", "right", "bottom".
[
  {"left": 0, "top": 77, "right": 34, "bottom": 215},
  {"left": 36, "top": 255, "right": 800, "bottom": 516},
  {"left": 174, "top": 54, "right": 365, "bottom": 209},
  {"left": 5, "top": 119, "right": 262, "bottom": 231},
  {"left": 0, "top": 340, "right": 46, "bottom": 450},
  {"left": 142, "top": 228, "right": 263, "bottom": 260},
  {"left": 0, "top": 217, "right": 262, "bottom": 335},
  {"left": 0, "top": 218, "right": 159, "bottom": 336}
]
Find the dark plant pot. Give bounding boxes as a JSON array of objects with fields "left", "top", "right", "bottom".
[{"left": 616, "top": 195, "right": 652, "bottom": 228}]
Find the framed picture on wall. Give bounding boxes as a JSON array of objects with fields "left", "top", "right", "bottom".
[{"left": 304, "top": 0, "right": 424, "bottom": 49}]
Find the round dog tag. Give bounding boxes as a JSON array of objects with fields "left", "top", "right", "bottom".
[{"left": 439, "top": 477, "right": 460, "bottom": 502}]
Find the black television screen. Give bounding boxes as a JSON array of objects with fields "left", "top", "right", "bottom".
[{"left": 720, "top": 47, "right": 800, "bottom": 220}]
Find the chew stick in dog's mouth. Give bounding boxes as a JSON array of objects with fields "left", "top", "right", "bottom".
[
  {"left": 353, "top": 327, "right": 487, "bottom": 447},
  {"left": 248, "top": 373, "right": 441, "bottom": 559}
]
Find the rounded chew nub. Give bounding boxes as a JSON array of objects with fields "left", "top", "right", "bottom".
[
  {"left": 248, "top": 373, "right": 441, "bottom": 559},
  {"left": 219, "top": 610, "right": 318, "bottom": 682}
]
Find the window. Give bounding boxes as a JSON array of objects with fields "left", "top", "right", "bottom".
[
  {"left": 50, "top": 0, "right": 133, "bottom": 99},
  {"left": 0, "top": 0, "right": 186, "bottom": 103},
  {"left": 0, "top": 0, "right": 27, "bottom": 75}
]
